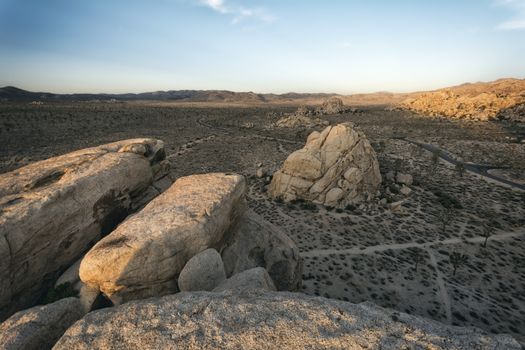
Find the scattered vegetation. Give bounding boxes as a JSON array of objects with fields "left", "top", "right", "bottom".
[
  {"left": 41, "top": 282, "right": 78, "bottom": 304},
  {"left": 433, "top": 191, "right": 463, "bottom": 209},
  {"left": 455, "top": 161, "right": 465, "bottom": 178},
  {"left": 449, "top": 252, "right": 469, "bottom": 276}
]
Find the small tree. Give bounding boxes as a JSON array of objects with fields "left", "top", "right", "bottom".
[
  {"left": 438, "top": 207, "right": 454, "bottom": 236},
  {"left": 409, "top": 248, "right": 425, "bottom": 272},
  {"left": 394, "top": 159, "right": 402, "bottom": 175},
  {"left": 449, "top": 251, "right": 468, "bottom": 276},
  {"left": 482, "top": 220, "right": 496, "bottom": 248},
  {"left": 431, "top": 149, "right": 441, "bottom": 169},
  {"left": 455, "top": 161, "right": 465, "bottom": 178}
]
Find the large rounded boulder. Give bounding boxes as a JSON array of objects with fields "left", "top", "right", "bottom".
[{"left": 269, "top": 123, "right": 381, "bottom": 208}]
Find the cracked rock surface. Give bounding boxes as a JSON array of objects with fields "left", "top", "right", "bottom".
[
  {"left": 53, "top": 291, "right": 521, "bottom": 350},
  {"left": 79, "top": 173, "right": 247, "bottom": 304},
  {"left": 0, "top": 139, "right": 167, "bottom": 320},
  {"left": 270, "top": 123, "right": 381, "bottom": 208}
]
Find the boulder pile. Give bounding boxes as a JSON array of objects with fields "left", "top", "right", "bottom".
[
  {"left": 397, "top": 78, "right": 525, "bottom": 121},
  {"left": 274, "top": 97, "right": 348, "bottom": 128},
  {"left": 79, "top": 173, "right": 302, "bottom": 304},
  {"left": 497, "top": 103, "right": 525, "bottom": 123},
  {"left": 0, "top": 138, "right": 170, "bottom": 319},
  {"left": 270, "top": 123, "right": 382, "bottom": 208}
]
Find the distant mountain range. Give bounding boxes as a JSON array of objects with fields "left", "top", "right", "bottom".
[{"left": 0, "top": 86, "right": 340, "bottom": 103}]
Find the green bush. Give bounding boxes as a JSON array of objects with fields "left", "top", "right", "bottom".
[
  {"left": 41, "top": 282, "right": 78, "bottom": 304},
  {"left": 433, "top": 191, "right": 462, "bottom": 209}
]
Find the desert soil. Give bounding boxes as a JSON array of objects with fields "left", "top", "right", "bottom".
[{"left": 1, "top": 101, "right": 524, "bottom": 342}]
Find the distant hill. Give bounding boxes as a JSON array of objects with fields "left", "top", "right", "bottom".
[
  {"left": 398, "top": 78, "right": 525, "bottom": 121},
  {"left": 0, "top": 86, "right": 340, "bottom": 104},
  {"left": 0, "top": 86, "right": 408, "bottom": 105}
]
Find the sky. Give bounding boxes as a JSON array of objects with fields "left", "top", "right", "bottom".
[{"left": 0, "top": 0, "right": 524, "bottom": 94}]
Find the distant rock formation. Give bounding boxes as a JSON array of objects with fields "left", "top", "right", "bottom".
[
  {"left": 0, "top": 138, "right": 169, "bottom": 320},
  {"left": 497, "top": 103, "right": 525, "bottom": 122},
  {"left": 318, "top": 96, "right": 347, "bottom": 114},
  {"left": 270, "top": 123, "right": 382, "bottom": 208},
  {"left": 274, "top": 97, "right": 349, "bottom": 128},
  {"left": 397, "top": 78, "right": 525, "bottom": 121},
  {"left": 53, "top": 291, "right": 521, "bottom": 350}
]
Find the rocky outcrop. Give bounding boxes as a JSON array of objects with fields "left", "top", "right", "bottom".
[
  {"left": 270, "top": 123, "right": 382, "bottom": 208},
  {"left": 213, "top": 267, "right": 276, "bottom": 293},
  {"left": 398, "top": 78, "right": 525, "bottom": 121},
  {"left": 274, "top": 97, "right": 348, "bottom": 128},
  {"left": 0, "top": 138, "right": 168, "bottom": 320},
  {"left": 317, "top": 96, "right": 347, "bottom": 114},
  {"left": 497, "top": 103, "right": 525, "bottom": 122},
  {"left": 79, "top": 173, "right": 247, "bottom": 304},
  {"left": 274, "top": 114, "right": 329, "bottom": 128},
  {"left": 178, "top": 249, "right": 226, "bottom": 292},
  {"left": 53, "top": 291, "right": 521, "bottom": 350},
  {"left": 221, "top": 210, "right": 302, "bottom": 291},
  {"left": 0, "top": 297, "right": 84, "bottom": 350}
]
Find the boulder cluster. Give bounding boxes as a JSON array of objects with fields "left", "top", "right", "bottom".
[
  {"left": 397, "top": 78, "right": 525, "bottom": 121},
  {"left": 0, "top": 137, "right": 521, "bottom": 349},
  {"left": 0, "top": 140, "right": 302, "bottom": 349},
  {"left": 497, "top": 103, "right": 525, "bottom": 123},
  {"left": 270, "top": 123, "right": 382, "bottom": 208},
  {"left": 274, "top": 97, "right": 349, "bottom": 128},
  {"left": 0, "top": 138, "right": 170, "bottom": 318}
]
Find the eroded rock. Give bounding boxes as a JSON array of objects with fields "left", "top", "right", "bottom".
[
  {"left": 213, "top": 267, "right": 276, "bottom": 293},
  {"left": 269, "top": 123, "right": 382, "bottom": 208},
  {"left": 79, "top": 173, "right": 246, "bottom": 304},
  {"left": 221, "top": 210, "right": 302, "bottom": 291},
  {"left": 53, "top": 291, "right": 521, "bottom": 350},
  {"left": 0, "top": 297, "right": 84, "bottom": 350},
  {"left": 0, "top": 138, "right": 167, "bottom": 319},
  {"left": 178, "top": 248, "right": 226, "bottom": 292}
]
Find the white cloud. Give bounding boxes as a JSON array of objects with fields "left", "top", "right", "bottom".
[
  {"left": 200, "top": 0, "right": 227, "bottom": 14},
  {"left": 498, "top": 19, "right": 525, "bottom": 29},
  {"left": 494, "top": 0, "right": 525, "bottom": 30},
  {"left": 197, "top": 0, "right": 275, "bottom": 24}
]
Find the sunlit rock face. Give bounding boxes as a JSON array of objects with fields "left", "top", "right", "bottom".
[
  {"left": 397, "top": 78, "right": 525, "bottom": 121},
  {"left": 53, "top": 291, "right": 521, "bottom": 350},
  {"left": 270, "top": 123, "right": 381, "bottom": 208},
  {"left": 79, "top": 173, "right": 247, "bottom": 304},
  {"left": 0, "top": 138, "right": 167, "bottom": 320}
]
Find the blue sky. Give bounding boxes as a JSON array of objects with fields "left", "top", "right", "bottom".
[{"left": 0, "top": 0, "right": 524, "bottom": 93}]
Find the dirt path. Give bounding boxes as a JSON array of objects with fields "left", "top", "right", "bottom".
[
  {"left": 403, "top": 138, "right": 525, "bottom": 191},
  {"left": 301, "top": 229, "right": 525, "bottom": 257},
  {"left": 427, "top": 248, "right": 452, "bottom": 324}
]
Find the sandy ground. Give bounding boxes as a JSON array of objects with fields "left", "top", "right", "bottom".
[{"left": 1, "top": 101, "right": 524, "bottom": 341}]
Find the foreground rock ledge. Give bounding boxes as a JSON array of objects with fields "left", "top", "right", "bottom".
[
  {"left": 0, "top": 138, "right": 166, "bottom": 320},
  {"left": 0, "top": 297, "right": 84, "bottom": 350},
  {"left": 79, "top": 173, "right": 246, "bottom": 304},
  {"left": 53, "top": 291, "right": 520, "bottom": 350}
]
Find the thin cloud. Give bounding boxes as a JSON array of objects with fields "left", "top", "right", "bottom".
[
  {"left": 197, "top": 0, "right": 275, "bottom": 24},
  {"left": 494, "top": 0, "right": 525, "bottom": 30},
  {"left": 200, "top": 0, "right": 227, "bottom": 13}
]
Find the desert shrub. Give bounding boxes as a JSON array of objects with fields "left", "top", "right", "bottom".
[
  {"left": 433, "top": 191, "right": 462, "bottom": 209},
  {"left": 41, "top": 282, "right": 78, "bottom": 304},
  {"left": 300, "top": 202, "right": 317, "bottom": 211},
  {"left": 345, "top": 204, "right": 356, "bottom": 211}
]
